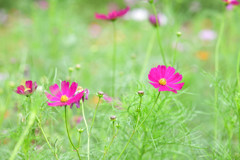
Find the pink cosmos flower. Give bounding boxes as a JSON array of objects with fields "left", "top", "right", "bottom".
[
  {"left": 148, "top": 65, "right": 184, "bottom": 93},
  {"left": 70, "top": 87, "right": 89, "bottom": 109},
  {"left": 95, "top": 6, "right": 130, "bottom": 21},
  {"left": 223, "top": 0, "right": 239, "bottom": 10},
  {"left": 149, "top": 14, "right": 160, "bottom": 26},
  {"left": 45, "top": 81, "right": 84, "bottom": 107},
  {"left": 149, "top": 14, "right": 167, "bottom": 26},
  {"left": 15, "top": 80, "right": 38, "bottom": 96}
]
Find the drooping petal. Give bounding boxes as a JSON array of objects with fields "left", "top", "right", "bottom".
[
  {"left": 95, "top": 13, "right": 108, "bottom": 20},
  {"left": 167, "top": 83, "right": 184, "bottom": 91},
  {"left": 61, "top": 81, "right": 69, "bottom": 95},
  {"left": 45, "top": 92, "right": 60, "bottom": 101},
  {"left": 68, "top": 82, "right": 78, "bottom": 97},
  {"left": 49, "top": 84, "right": 62, "bottom": 97}
]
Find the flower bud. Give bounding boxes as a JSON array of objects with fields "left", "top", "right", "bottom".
[
  {"left": 176, "top": 31, "right": 182, "bottom": 37},
  {"left": 110, "top": 115, "right": 116, "bottom": 121},
  {"left": 137, "top": 91, "right": 144, "bottom": 97},
  {"left": 116, "top": 123, "right": 120, "bottom": 128},
  {"left": 97, "top": 91, "right": 104, "bottom": 98},
  {"left": 68, "top": 67, "right": 74, "bottom": 73},
  {"left": 75, "top": 64, "right": 81, "bottom": 70},
  {"left": 78, "top": 128, "right": 84, "bottom": 133}
]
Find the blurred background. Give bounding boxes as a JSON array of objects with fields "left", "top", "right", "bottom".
[{"left": 1, "top": 0, "right": 240, "bottom": 159}]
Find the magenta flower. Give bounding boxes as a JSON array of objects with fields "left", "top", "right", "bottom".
[
  {"left": 45, "top": 81, "right": 84, "bottom": 107},
  {"left": 148, "top": 65, "right": 184, "bottom": 93},
  {"left": 95, "top": 6, "right": 130, "bottom": 21},
  {"left": 223, "top": 0, "right": 239, "bottom": 10},
  {"left": 70, "top": 87, "right": 89, "bottom": 109},
  {"left": 15, "top": 80, "right": 38, "bottom": 96},
  {"left": 149, "top": 14, "right": 160, "bottom": 26}
]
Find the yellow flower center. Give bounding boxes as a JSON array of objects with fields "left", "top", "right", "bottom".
[
  {"left": 61, "top": 95, "right": 68, "bottom": 103},
  {"left": 24, "top": 88, "right": 31, "bottom": 92},
  {"left": 158, "top": 78, "right": 167, "bottom": 86}
]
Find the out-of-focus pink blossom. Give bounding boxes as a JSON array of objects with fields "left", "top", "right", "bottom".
[{"left": 198, "top": 29, "right": 217, "bottom": 41}]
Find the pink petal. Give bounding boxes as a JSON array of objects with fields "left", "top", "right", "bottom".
[
  {"left": 45, "top": 92, "right": 60, "bottom": 101},
  {"left": 67, "top": 82, "right": 78, "bottom": 97},
  {"left": 49, "top": 84, "right": 62, "bottom": 97},
  {"left": 167, "top": 83, "right": 184, "bottom": 90},
  {"left": 95, "top": 13, "right": 108, "bottom": 20},
  {"left": 47, "top": 101, "right": 67, "bottom": 107},
  {"left": 67, "top": 91, "right": 84, "bottom": 105},
  {"left": 149, "top": 82, "right": 160, "bottom": 89},
  {"left": 159, "top": 65, "right": 167, "bottom": 78},
  {"left": 61, "top": 81, "right": 69, "bottom": 95},
  {"left": 159, "top": 85, "right": 177, "bottom": 93},
  {"left": 167, "top": 73, "right": 183, "bottom": 83},
  {"left": 33, "top": 82, "right": 38, "bottom": 90},
  {"left": 116, "top": 6, "right": 130, "bottom": 17},
  {"left": 148, "top": 67, "right": 161, "bottom": 82},
  {"left": 165, "top": 66, "right": 176, "bottom": 79},
  {"left": 15, "top": 85, "right": 25, "bottom": 94},
  {"left": 25, "top": 81, "right": 33, "bottom": 91},
  {"left": 231, "top": 0, "right": 240, "bottom": 5},
  {"left": 226, "top": 4, "right": 233, "bottom": 10}
]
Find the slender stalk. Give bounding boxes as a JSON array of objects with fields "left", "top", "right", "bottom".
[
  {"left": 214, "top": 16, "right": 225, "bottom": 141},
  {"left": 78, "top": 132, "right": 82, "bottom": 148},
  {"left": 139, "top": 31, "right": 156, "bottom": 81},
  {"left": 117, "top": 94, "right": 144, "bottom": 160},
  {"left": 173, "top": 37, "right": 180, "bottom": 66},
  {"left": 9, "top": 112, "right": 36, "bottom": 160},
  {"left": 64, "top": 106, "right": 81, "bottom": 160},
  {"left": 112, "top": 21, "right": 117, "bottom": 97},
  {"left": 90, "top": 96, "right": 101, "bottom": 133},
  {"left": 237, "top": 50, "right": 240, "bottom": 89},
  {"left": 102, "top": 124, "right": 119, "bottom": 160},
  {"left": 151, "top": 3, "right": 167, "bottom": 65},
  {"left": 137, "top": 92, "right": 161, "bottom": 130},
  {"left": 36, "top": 116, "right": 59, "bottom": 160},
  {"left": 81, "top": 102, "right": 90, "bottom": 160}
]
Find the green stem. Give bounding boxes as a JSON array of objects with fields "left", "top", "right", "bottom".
[
  {"left": 9, "top": 112, "right": 36, "bottom": 160},
  {"left": 137, "top": 92, "right": 161, "bottom": 130},
  {"left": 81, "top": 102, "right": 90, "bottom": 160},
  {"left": 90, "top": 97, "right": 101, "bottom": 133},
  {"left": 139, "top": 31, "right": 156, "bottom": 81},
  {"left": 151, "top": 3, "right": 167, "bottom": 65},
  {"left": 64, "top": 106, "right": 81, "bottom": 160},
  {"left": 112, "top": 21, "right": 117, "bottom": 97},
  {"left": 117, "top": 95, "right": 144, "bottom": 160},
  {"left": 173, "top": 38, "right": 179, "bottom": 66},
  {"left": 214, "top": 16, "right": 225, "bottom": 141},
  {"left": 36, "top": 116, "right": 59, "bottom": 160},
  {"left": 237, "top": 50, "right": 240, "bottom": 89},
  {"left": 102, "top": 128, "right": 119, "bottom": 160},
  {"left": 78, "top": 132, "right": 82, "bottom": 148}
]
